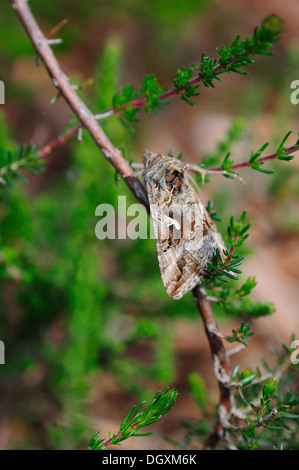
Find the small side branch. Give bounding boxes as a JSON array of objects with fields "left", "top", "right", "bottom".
[
  {"left": 207, "top": 143, "right": 299, "bottom": 173},
  {"left": 193, "top": 285, "right": 234, "bottom": 449}
]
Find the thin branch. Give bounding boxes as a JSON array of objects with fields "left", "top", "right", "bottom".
[
  {"left": 27, "top": 19, "right": 287, "bottom": 164},
  {"left": 206, "top": 143, "right": 299, "bottom": 173},
  {"left": 39, "top": 124, "right": 81, "bottom": 157},
  {"left": 115, "top": 58, "right": 244, "bottom": 113},
  {"left": 12, "top": 0, "right": 235, "bottom": 449},
  {"left": 227, "top": 344, "right": 246, "bottom": 357},
  {"left": 193, "top": 285, "right": 234, "bottom": 449},
  {"left": 38, "top": 133, "right": 299, "bottom": 181}
]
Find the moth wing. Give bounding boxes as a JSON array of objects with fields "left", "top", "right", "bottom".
[{"left": 147, "top": 183, "right": 217, "bottom": 300}]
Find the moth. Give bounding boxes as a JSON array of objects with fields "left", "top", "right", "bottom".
[{"left": 142, "top": 150, "right": 226, "bottom": 300}]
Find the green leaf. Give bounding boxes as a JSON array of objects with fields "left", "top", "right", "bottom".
[
  {"left": 232, "top": 364, "right": 240, "bottom": 381},
  {"left": 279, "top": 412, "right": 299, "bottom": 419},
  {"left": 188, "top": 372, "right": 207, "bottom": 409},
  {"left": 262, "top": 378, "right": 277, "bottom": 402},
  {"left": 88, "top": 388, "right": 178, "bottom": 449},
  {"left": 0, "top": 144, "right": 44, "bottom": 187},
  {"left": 241, "top": 374, "right": 256, "bottom": 386}
]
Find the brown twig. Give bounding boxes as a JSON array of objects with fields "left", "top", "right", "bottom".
[
  {"left": 186, "top": 143, "right": 299, "bottom": 179},
  {"left": 39, "top": 124, "right": 81, "bottom": 157},
  {"left": 12, "top": 0, "right": 149, "bottom": 210},
  {"left": 206, "top": 143, "right": 299, "bottom": 173},
  {"left": 193, "top": 285, "right": 234, "bottom": 448},
  {"left": 39, "top": 125, "right": 299, "bottom": 185},
  {"left": 12, "top": 0, "right": 235, "bottom": 449},
  {"left": 28, "top": 20, "right": 286, "bottom": 165}
]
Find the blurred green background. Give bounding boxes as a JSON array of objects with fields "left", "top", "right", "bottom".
[{"left": 0, "top": 0, "right": 298, "bottom": 449}]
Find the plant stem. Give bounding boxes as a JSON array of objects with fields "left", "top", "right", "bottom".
[
  {"left": 193, "top": 285, "right": 233, "bottom": 448},
  {"left": 12, "top": 0, "right": 235, "bottom": 448},
  {"left": 39, "top": 124, "right": 81, "bottom": 157},
  {"left": 209, "top": 143, "right": 299, "bottom": 172},
  {"left": 30, "top": 23, "right": 290, "bottom": 163}
]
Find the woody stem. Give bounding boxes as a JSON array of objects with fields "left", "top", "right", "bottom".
[
  {"left": 13, "top": 0, "right": 233, "bottom": 449},
  {"left": 193, "top": 285, "right": 233, "bottom": 448}
]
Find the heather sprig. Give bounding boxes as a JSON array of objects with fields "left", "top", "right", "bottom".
[
  {"left": 0, "top": 144, "right": 44, "bottom": 186},
  {"left": 88, "top": 388, "right": 178, "bottom": 450},
  {"left": 112, "top": 15, "right": 284, "bottom": 122}
]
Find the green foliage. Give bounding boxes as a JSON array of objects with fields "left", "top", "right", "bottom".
[
  {"left": 276, "top": 131, "right": 298, "bottom": 161},
  {"left": 216, "top": 130, "right": 298, "bottom": 178},
  {"left": 226, "top": 321, "right": 254, "bottom": 347},
  {"left": 182, "top": 344, "right": 299, "bottom": 450},
  {"left": 111, "top": 15, "right": 284, "bottom": 122},
  {"left": 173, "top": 64, "right": 200, "bottom": 105},
  {"left": 188, "top": 372, "right": 207, "bottom": 410},
  {"left": 235, "top": 276, "right": 257, "bottom": 297},
  {"left": 95, "top": 37, "right": 125, "bottom": 112},
  {"left": 203, "top": 214, "right": 276, "bottom": 319},
  {"left": 239, "top": 370, "right": 299, "bottom": 449},
  {"left": 205, "top": 211, "right": 250, "bottom": 283},
  {"left": 223, "top": 298, "right": 275, "bottom": 318},
  {"left": 0, "top": 144, "right": 44, "bottom": 186},
  {"left": 200, "top": 119, "right": 245, "bottom": 169},
  {"left": 248, "top": 131, "right": 298, "bottom": 173},
  {"left": 249, "top": 142, "right": 273, "bottom": 174},
  {"left": 220, "top": 152, "right": 236, "bottom": 177},
  {"left": 1, "top": 5, "right": 298, "bottom": 452},
  {"left": 139, "top": 75, "right": 166, "bottom": 113},
  {"left": 179, "top": 345, "right": 299, "bottom": 450},
  {"left": 227, "top": 211, "right": 251, "bottom": 248},
  {"left": 173, "top": 14, "right": 284, "bottom": 104},
  {"left": 112, "top": 84, "right": 140, "bottom": 123},
  {"left": 206, "top": 200, "right": 221, "bottom": 222},
  {"left": 113, "top": 74, "right": 167, "bottom": 122},
  {"left": 206, "top": 276, "right": 256, "bottom": 303},
  {"left": 205, "top": 275, "right": 275, "bottom": 319},
  {"left": 88, "top": 388, "right": 179, "bottom": 449}
]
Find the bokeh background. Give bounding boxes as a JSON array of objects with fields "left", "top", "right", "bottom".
[{"left": 0, "top": 0, "right": 298, "bottom": 449}]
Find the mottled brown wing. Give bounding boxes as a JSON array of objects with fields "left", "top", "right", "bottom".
[{"left": 143, "top": 153, "right": 225, "bottom": 300}]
